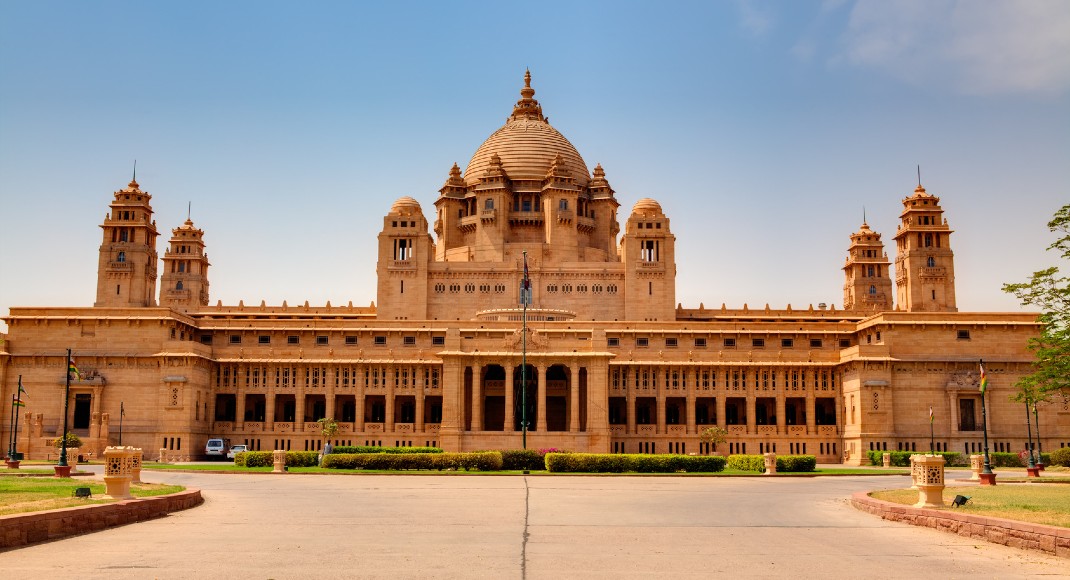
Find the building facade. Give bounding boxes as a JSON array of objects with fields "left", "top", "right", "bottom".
[{"left": 3, "top": 73, "right": 1068, "bottom": 463}]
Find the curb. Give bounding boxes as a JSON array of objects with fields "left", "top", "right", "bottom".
[
  {"left": 851, "top": 492, "right": 1070, "bottom": 559},
  {"left": 0, "top": 489, "right": 203, "bottom": 551}
]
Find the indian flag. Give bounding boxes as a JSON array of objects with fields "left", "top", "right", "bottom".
[
  {"left": 929, "top": 406, "right": 934, "bottom": 423},
  {"left": 979, "top": 363, "right": 987, "bottom": 395},
  {"left": 68, "top": 359, "right": 81, "bottom": 379}
]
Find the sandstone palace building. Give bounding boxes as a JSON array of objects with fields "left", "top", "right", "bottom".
[{"left": 3, "top": 72, "right": 1068, "bottom": 463}]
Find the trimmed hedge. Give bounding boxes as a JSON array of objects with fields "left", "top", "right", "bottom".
[
  {"left": 866, "top": 450, "right": 967, "bottom": 468},
  {"left": 234, "top": 451, "right": 318, "bottom": 467},
  {"left": 1049, "top": 447, "right": 1070, "bottom": 467},
  {"left": 544, "top": 453, "right": 726, "bottom": 473},
  {"left": 322, "top": 451, "right": 502, "bottom": 471},
  {"left": 330, "top": 446, "right": 443, "bottom": 455},
  {"left": 497, "top": 448, "right": 568, "bottom": 471},
  {"left": 726, "top": 454, "right": 816, "bottom": 473}
]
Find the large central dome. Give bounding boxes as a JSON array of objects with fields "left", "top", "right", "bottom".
[{"left": 463, "top": 71, "right": 590, "bottom": 188}]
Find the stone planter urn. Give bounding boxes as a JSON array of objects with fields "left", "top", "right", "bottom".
[
  {"left": 130, "top": 448, "right": 143, "bottom": 483},
  {"left": 763, "top": 453, "right": 777, "bottom": 475},
  {"left": 103, "top": 446, "right": 136, "bottom": 500},
  {"left": 882, "top": 453, "right": 891, "bottom": 468},
  {"left": 912, "top": 454, "right": 945, "bottom": 508},
  {"left": 969, "top": 454, "right": 982, "bottom": 481},
  {"left": 273, "top": 450, "right": 287, "bottom": 473}
]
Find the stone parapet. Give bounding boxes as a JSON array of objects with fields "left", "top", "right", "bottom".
[
  {"left": 851, "top": 492, "right": 1070, "bottom": 559},
  {"left": 0, "top": 489, "right": 203, "bottom": 550}
]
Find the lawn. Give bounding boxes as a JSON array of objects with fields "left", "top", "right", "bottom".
[
  {"left": 0, "top": 475, "right": 184, "bottom": 516},
  {"left": 870, "top": 485, "right": 1070, "bottom": 528}
]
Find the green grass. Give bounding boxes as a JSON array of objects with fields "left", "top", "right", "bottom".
[
  {"left": 0, "top": 475, "right": 184, "bottom": 516},
  {"left": 871, "top": 485, "right": 1070, "bottom": 528}
]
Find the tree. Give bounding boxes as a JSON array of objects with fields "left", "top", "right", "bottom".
[
  {"left": 318, "top": 417, "right": 339, "bottom": 445},
  {"left": 698, "top": 426, "right": 728, "bottom": 453},
  {"left": 52, "top": 432, "right": 83, "bottom": 448},
  {"left": 1003, "top": 204, "right": 1070, "bottom": 402}
]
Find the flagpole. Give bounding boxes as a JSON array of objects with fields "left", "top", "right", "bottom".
[
  {"left": 521, "top": 251, "right": 529, "bottom": 451},
  {"left": 979, "top": 359, "right": 993, "bottom": 476},
  {"left": 929, "top": 407, "right": 934, "bottom": 455},
  {"left": 59, "top": 349, "right": 72, "bottom": 469},
  {"left": 1033, "top": 402, "right": 1044, "bottom": 467},
  {"left": 11, "top": 375, "right": 23, "bottom": 460},
  {"left": 119, "top": 401, "right": 125, "bottom": 445},
  {"left": 7, "top": 394, "right": 15, "bottom": 459}
]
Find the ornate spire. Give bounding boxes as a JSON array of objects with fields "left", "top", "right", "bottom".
[{"left": 510, "top": 69, "right": 545, "bottom": 122}]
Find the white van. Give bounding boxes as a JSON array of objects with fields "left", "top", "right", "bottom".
[{"left": 205, "top": 438, "right": 227, "bottom": 460}]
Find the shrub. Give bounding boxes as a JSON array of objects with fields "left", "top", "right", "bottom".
[
  {"left": 544, "top": 453, "right": 725, "bottom": 473},
  {"left": 330, "top": 446, "right": 442, "bottom": 455},
  {"left": 726, "top": 454, "right": 765, "bottom": 472},
  {"left": 322, "top": 451, "right": 502, "bottom": 471},
  {"left": 235, "top": 451, "right": 272, "bottom": 467},
  {"left": 286, "top": 451, "right": 320, "bottom": 467},
  {"left": 497, "top": 448, "right": 566, "bottom": 470},
  {"left": 52, "top": 432, "right": 83, "bottom": 448},
  {"left": 1048, "top": 447, "right": 1070, "bottom": 467},
  {"left": 776, "top": 455, "right": 816, "bottom": 472},
  {"left": 865, "top": 450, "right": 966, "bottom": 468}
]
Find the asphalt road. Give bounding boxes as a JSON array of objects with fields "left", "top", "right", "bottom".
[{"left": 2, "top": 469, "right": 1067, "bottom": 579}]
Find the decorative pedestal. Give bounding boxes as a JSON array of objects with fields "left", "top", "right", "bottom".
[
  {"left": 1037, "top": 462, "right": 1046, "bottom": 471},
  {"left": 131, "top": 448, "right": 143, "bottom": 483},
  {"left": 763, "top": 453, "right": 777, "bottom": 475},
  {"left": 103, "top": 446, "right": 136, "bottom": 500},
  {"left": 53, "top": 465, "right": 72, "bottom": 478},
  {"left": 882, "top": 453, "right": 891, "bottom": 468},
  {"left": 5, "top": 460, "right": 19, "bottom": 469},
  {"left": 909, "top": 456, "right": 920, "bottom": 490},
  {"left": 979, "top": 472, "right": 997, "bottom": 486},
  {"left": 969, "top": 454, "right": 982, "bottom": 481},
  {"left": 273, "top": 450, "right": 287, "bottom": 473},
  {"left": 159, "top": 448, "right": 169, "bottom": 463},
  {"left": 911, "top": 454, "right": 945, "bottom": 508},
  {"left": 1027, "top": 467, "right": 1041, "bottom": 477}
]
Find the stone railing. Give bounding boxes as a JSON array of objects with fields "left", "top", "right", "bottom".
[
  {"left": 213, "top": 421, "right": 234, "bottom": 432},
  {"left": 787, "top": 426, "right": 807, "bottom": 436},
  {"left": 395, "top": 423, "right": 414, "bottom": 433},
  {"left": 637, "top": 425, "right": 656, "bottom": 435},
  {"left": 303, "top": 422, "right": 321, "bottom": 432},
  {"left": 667, "top": 425, "right": 686, "bottom": 435},
  {"left": 274, "top": 422, "right": 293, "bottom": 432},
  {"left": 365, "top": 422, "right": 384, "bottom": 433},
  {"left": 609, "top": 425, "right": 625, "bottom": 435},
  {"left": 818, "top": 425, "right": 838, "bottom": 436},
  {"left": 727, "top": 425, "right": 747, "bottom": 435},
  {"left": 337, "top": 422, "right": 354, "bottom": 433},
  {"left": 756, "top": 425, "right": 778, "bottom": 435},
  {"left": 244, "top": 422, "right": 263, "bottom": 433},
  {"left": 425, "top": 424, "right": 440, "bottom": 434}
]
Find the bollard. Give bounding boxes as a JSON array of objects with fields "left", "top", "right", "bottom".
[
  {"left": 912, "top": 454, "right": 946, "bottom": 508},
  {"left": 909, "top": 454, "right": 920, "bottom": 489},
  {"left": 273, "top": 450, "right": 287, "bottom": 473},
  {"left": 969, "top": 454, "right": 982, "bottom": 481},
  {"left": 882, "top": 452, "right": 891, "bottom": 468},
  {"left": 763, "top": 452, "right": 777, "bottom": 475},
  {"left": 159, "top": 448, "right": 169, "bottom": 463},
  {"left": 103, "top": 446, "right": 135, "bottom": 500},
  {"left": 130, "top": 448, "right": 143, "bottom": 483}
]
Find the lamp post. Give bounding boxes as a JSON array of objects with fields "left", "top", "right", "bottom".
[
  {"left": 520, "top": 251, "right": 531, "bottom": 450},
  {"left": 119, "top": 401, "right": 125, "bottom": 445},
  {"left": 1033, "top": 401, "right": 1044, "bottom": 467},
  {"left": 978, "top": 359, "right": 994, "bottom": 482},
  {"left": 1025, "top": 398, "right": 1036, "bottom": 469},
  {"left": 58, "top": 349, "right": 73, "bottom": 469}
]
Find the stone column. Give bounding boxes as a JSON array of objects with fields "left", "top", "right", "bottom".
[
  {"left": 385, "top": 364, "right": 396, "bottom": 433},
  {"left": 504, "top": 363, "right": 515, "bottom": 432},
  {"left": 416, "top": 365, "right": 426, "bottom": 433},
  {"left": 685, "top": 367, "right": 696, "bottom": 435},
  {"left": 355, "top": 365, "right": 366, "bottom": 432},
  {"left": 235, "top": 382, "right": 247, "bottom": 432},
  {"left": 569, "top": 362, "right": 580, "bottom": 433},
  {"left": 805, "top": 392, "right": 816, "bottom": 435},
  {"left": 325, "top": 367, "right": 336, "bottom": 420},
  {"left": 294, "top": 366, "right": 306, "bottom": 431},
  {"left": 656, "top": 366, "right": 667, "bottom": 435},
  {"left": 716, "top": 391, "right": 726, "bottom": 429},
  {"left": 745, "top": 395, "right": 756, "bottom": 436},
  {"left": 626, "top": 366, "right": 637, "bottom": 435},
  {"left": 472, "top": 363, "right": 483, "bottom": 432},
  {"left": 536, "top": 363, "right": 547, "bottom": 432},
  {"left": 265, "top": 368, "right": 276, "bottom": 431},
  {"left": 775, "top": 393, "right": 786, "bottom": 436}
]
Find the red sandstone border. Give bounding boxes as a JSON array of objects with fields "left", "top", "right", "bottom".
[
  {"left": 851, "top": 492, "right": 1070, "bottom": 558},
  {"left": 0, "top": 489, "right": 203, "bottom": 550}
]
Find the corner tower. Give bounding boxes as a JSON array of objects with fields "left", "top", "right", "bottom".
[
  {"left": 95, "top": 178, "right": 159, "bottom": 307},
  {"left": 893, "top": 183, "right": 957, "bottom": 312},
  {"left": 160, "top": 218, "right": 210, "bottom": 311},
  {"left": 842, "top": 220, "right": 892, "bottom": 311},
  {"left": 621, "top": 199, "right": 676, "bottom": 321},
  {"left": 377, "top": 197, "right": 433, "bottom": 320}
]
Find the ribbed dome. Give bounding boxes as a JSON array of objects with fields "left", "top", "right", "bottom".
[
  {"left": 463, "top": 71, "right": 590, "bottom": 188},
  {"left": 390, "top": 196, "right": 422, "bottom": 215},
  {"left": 632, "top": 198, "right": 663, "bottom": 215}
]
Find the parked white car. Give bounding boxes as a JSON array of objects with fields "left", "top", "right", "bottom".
[
  {"left": 227, "top": 444, "right": 248, "bottom": 460},
  {"left": 205, "top": 438, "right": 227, "bottom": 460}
]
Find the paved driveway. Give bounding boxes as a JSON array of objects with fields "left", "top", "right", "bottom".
[{"left": 2, "top": 469, "right": 1066, "bottom": 579}]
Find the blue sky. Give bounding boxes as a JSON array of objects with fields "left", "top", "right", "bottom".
[{"left": 1, "top": 0, "right": 1068, "bottom": 330}]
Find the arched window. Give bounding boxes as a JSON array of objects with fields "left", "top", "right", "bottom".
[
  {"left": 559, "top": 199, "right": 568, "bottom": 210},
  {"left": 867, "top": 265, "right": 875, "bottom": 277},
  {"left": 924, "top": 234, "right": 933, "bottom": 247},
  {"left": 116, "top": 251, "right": 125, "bottom": 263},
  {"left": 178, "top": 262, "right": 186, "bottom": 273},
  {"left": 484, "top": 198, "right": 494, "bottom": 210},
  {"left": 869, "top": 285, "right": 877, "bottom": 295},
  {"left": 927, "top": 256, "right": 936, "bottom": 267},
  {"left": 176, "top": 281, "right": 184, "bottom": 290}
]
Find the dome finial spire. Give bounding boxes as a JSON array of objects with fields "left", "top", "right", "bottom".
[
  {"left": 520, "top": 68, "right": 535, "bottom": 100},
  {"left": 511, "top": 68, "right": 544, "bottom": 121}
]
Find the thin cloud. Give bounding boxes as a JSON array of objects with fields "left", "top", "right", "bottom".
[
  {"left": 734, "top": 0, "right": 774, "bottom": 36},
  {"left": 839, "top": 0, "right": 1070, "bottom": 96}
]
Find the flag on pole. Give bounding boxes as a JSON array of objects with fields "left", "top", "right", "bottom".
[
  {"left": 18, "top": 381, "right": 26, "bottom": 394},
  {"left": 929, "top": 406, "right": 934, "bottom": 423},
  {"left": 978, "top": 363, "right": 988, "bottom": 395},
  {"left": 121, "top": 402, "right": 125, "bottom": 417},
  {"left": 12, "top": 396, "right": 25, "bottom": 408},
  {"left": 68, "top": 358, "right": 81, "bottom": 379},
  {"left": 522, "top": 254, "right": 530, "bottom": 290}
]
